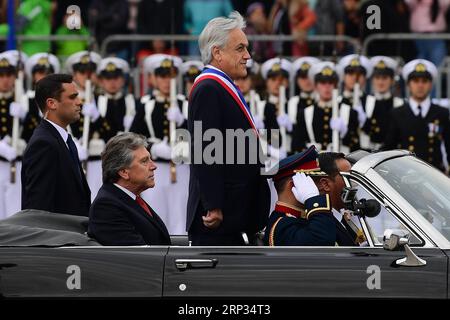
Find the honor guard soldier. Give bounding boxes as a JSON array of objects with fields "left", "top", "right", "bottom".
[
  {"left": 180, "top": 60, "right": 203, "bottom": 97},
  {"left": 131, "top": 54, "right": 189, "bottom": 235},
  {"left": 288, "top": 56, "right": 320, "bottom": 154},
  {"left": 65, "top": 51, "right": 102, "bottom": 141},
  {"left": 0, "top": 50, "right": 28, "bottom": 218},
  {"left": 21, "top": 53, "right": 60, "bottom": 142},
  {"left": 384, "top": 59, "right": 450, "bottom": 173},
  {"left": 260, "top": 57, "right": 293, "bottom": 159},
  {"left": 292, "top": 62, "right": 360, "bottom": 153},
  {"left": 263, "top": 146, "right": 336, "bottom": 246},
  {"left": 234, "top": 59, "right": 265, "bottom": 130},
  {"left": 85, "top": 57, "right": 137, "bottom": 199},
  {"left": 360, "top": 56, "right": 404, "bottom": 150},
  {"left": 337, "top": 54, "right": 372, "bottom": 130}
]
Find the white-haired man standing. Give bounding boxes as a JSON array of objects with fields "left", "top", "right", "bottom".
[{"left": 186, "top": 11, "right": 270, "bottom": 245}]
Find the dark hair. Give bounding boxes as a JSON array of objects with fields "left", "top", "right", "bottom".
[
  {"left": 318, "top": 152, "right": 346, "bottom": 178},
  {"left": 274, "top": 176, "right": 290, "bottom": 194},
  {"left": 34, "top": 74, "right": 73, "bottom": 113}
]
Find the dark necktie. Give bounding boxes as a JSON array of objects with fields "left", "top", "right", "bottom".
[
  {"left": 136, "top": 195, "right": 153, "bottom": 217},
  {"left": 66, "top": 134, "right": 82, "bottom": 180},
  {"left": 417, "top": 105, "right": 422, "bottom": 119}
]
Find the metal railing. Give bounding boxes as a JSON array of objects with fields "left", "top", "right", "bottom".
[{"left": 100, "top": 34, "right": 361, "bottom": 57}]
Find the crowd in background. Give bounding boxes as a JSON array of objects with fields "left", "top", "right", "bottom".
[{"left": 1, "top": 0, "right": 450, "bottom": 69}]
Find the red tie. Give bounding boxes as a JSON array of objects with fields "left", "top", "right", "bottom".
[{"left": 136, "top": 195, "right": 153, "bottom": 217}]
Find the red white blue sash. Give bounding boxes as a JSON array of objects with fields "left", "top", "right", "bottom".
[{"left": 190, "top": 66, "right": 259, "bottom": 136}]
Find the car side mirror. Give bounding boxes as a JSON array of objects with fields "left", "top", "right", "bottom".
[{"left": 383, "top": 229, "right": 427, "bottom": 267}]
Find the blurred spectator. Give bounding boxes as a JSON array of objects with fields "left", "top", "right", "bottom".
[
  {"left": 288, "top": 0, "right": 316, "bottom": 56},
  {"left": 342, "top": 0, "right": 361, "bottom": 54},
  {"left": 360, "top": 0, "right": 417, "bottom": 61},
  {"left": 405, "top": 0, "right": 450, "bottom": 68},
  {"left": 244, "top": 2, "right": 275, "bottom": 62},
  {"left": 136, "top": 0, "right": 183, "bottom": 60},
  {"left": 268, "top": 0, "right": 291, "bottom": 56},
  {"left": 9, "top": 0, "right": 52, "bottom": 55},
  {"left": 184, "top": 0, "right": 234, "bottom": 56},
  {"left": 55, "top": 13, "right": 90, "bottom": 58},
  {"left": 311, "top": 0, "right": 345, "bottom": 56},
  {"left": 89, "top": 0, "right": 130, "bottom": 60}
]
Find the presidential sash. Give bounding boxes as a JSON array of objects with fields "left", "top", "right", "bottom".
[{"left": 190, "top": 66, "right": 259, "bottom": 136}]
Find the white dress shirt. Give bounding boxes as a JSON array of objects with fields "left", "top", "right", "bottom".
[
  {"left": 113, "top": 183, "right": 137, "bottom": 200},
  {"left": 409, "top": 96, "right": 430, "bottom": 118}
]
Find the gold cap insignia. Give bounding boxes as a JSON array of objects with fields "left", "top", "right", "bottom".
[
  {"left": 321, "top": 67, "right": 334, "bottom": 76},
  {"left": 161, "top": 59, "right": 173, "bottom": 68},
  {"left": 350, "top": 58, "right": 360, "bottom": 67},
  {"left": 187, "top": 65, "right": 199, "bottom": 75},
  {"left": 105, "top": 62, "right": 117, "bottom": 72},
  {"left": 300, "top": 62, "right": 311, "bottom": 71},
  {"left": 375, "top": 60, "right": 386, "bottom": 69},
  {"left": 0, "top": 58, "right": 10, "bottom": 68},
  {"left": 415, "top": 63, "right": 426, "bottom": 72},
  {"left": 37, "top": 56, "right": 49, "bottom": 66},
  {"left": 80, "top": 54, "right": 91, "bottom": 64},
  {"left": 271, "top": 63, "right": 281, "bottom": 72}
]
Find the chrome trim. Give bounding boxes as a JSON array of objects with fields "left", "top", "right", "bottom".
[{"left": 351, "top": 150, "right": 411, "bottom": 175}]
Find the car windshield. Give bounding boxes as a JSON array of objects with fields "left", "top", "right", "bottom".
[{"left": 374, "top": 156, "right": 450, "bottom": 242}]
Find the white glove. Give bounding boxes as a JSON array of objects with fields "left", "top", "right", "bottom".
[
  {"left": 291, "top": 172, "right": 319, "bottom": 204},
  {"left": 167, "top": 106, "right": 185, "bottom": 126},
  {"left": 330, "top": 117, "right": 348, "bottom": 138},
  {"left": 0, "top": 137, "right": 17, "bottom": 161},
  {"left": 354, "top": 104, "right": 367, "bottom": 128},
  {"left": 9, "top": 102, "right": 27, "bottom": 120},
  {"left": 82, "top": 102, "right": 100, "bottom": 122},
  {"left": 171, "top": 140, "right": 190, "bottom": 164},
  {"left": 268, "top": 144, "right": 287, "bottom": 160},
  {"left": 254, "top": 115, "right": 265, "bottom": 130},
  {"left": 123, "top": 115, "right": 134, "bottom": 132},
  {"left": 276, "top": 114, "right": 293, "bottom": 132},
  {"left": 73, "top": 138, "right": 88, "bottom": 161},
  {"left": 150, "top": 137, "right": 172, "bottom": 160}
]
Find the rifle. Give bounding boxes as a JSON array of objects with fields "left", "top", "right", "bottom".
[
  {"left": 332, "top": 88, "right": 340, "bottom": 152},
  {"left": 169, "top": 77, "right": 177, "bottom": 183},
  {"left": 10, "top": 53, "right": 24, "bottom": 183},
  {"left": 278, "top": 85, "right": 287, "bottom": 152}
]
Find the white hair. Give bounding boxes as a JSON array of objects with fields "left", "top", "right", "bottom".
[{"left": 198, "top": 11, "right": 246, "bottom": 65}]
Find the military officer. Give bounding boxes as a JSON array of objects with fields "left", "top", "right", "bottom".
[
  {"left": 131, "top": 54, "right": 189, "bottom": 235},
  {"left": 263, "top": 146, "right": 336, "bottom": 246},
  {"left": 21, "top": 53, "right": 60, "bottom": 142},
  {"left": 65, "top": 51, "right": 102, "bottom": 141},
  {"left": 180, "top": 59, "right": 203, "bottom": 97},
  {"left": 260, "top": 57, "right": 292, "bottom": 159},
  {"left": 360, "top": 56, "right": 404, "bottom": 150},
  {"left": 291, "top": 62, "right": 360, "bottom": 154},
  {"left": 288, "top": 56, "right": 320, "bottom": 154},
  {"left": 384, "top": 59, "right": 450, "bottom": 173}
]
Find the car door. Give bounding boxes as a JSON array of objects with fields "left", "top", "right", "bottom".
[
  {"left": 0, "top": 246, "right": 168, "bottom": 298},
  {"left": 163, "top": 174, "right": 447, "bottom": 298}
]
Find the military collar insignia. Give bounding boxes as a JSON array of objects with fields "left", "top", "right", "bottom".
[{"left": 275, "top": 201, "right": 306, "bottom": 219}]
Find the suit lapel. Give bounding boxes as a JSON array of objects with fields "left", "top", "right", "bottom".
[
  {"left": 108, "top": 184, "right": 170, "bottom": 240},
  {"left": 333, "top": 217, "right": 355, "bottom": 245}
]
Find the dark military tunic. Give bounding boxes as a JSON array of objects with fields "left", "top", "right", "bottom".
[
  {"left": 292, "top": 101, "right": 360, "bottom": 152},
  {"left": 264, "top": 194, "right": 336, "bottom": 246},
  {"left": 21, "top": 92, "right": 41, "bottom": 143},
  {"left": 340, "top": 90, "right": 367, "bottom": 108},
  {"left": 384, "top": 102, "right": 450, "bottom": 171},
  {"left": 130, "top": 93, "right": 186, "bottom": 161},
  {"left": 0, "top": 92, "right": 14, "bottom": 139},
  {"left": 262, "top": 94, "right": 289, "bottom": 147},
  {"left": 362, "top": 94, "right": 404, "bottom": 145}
]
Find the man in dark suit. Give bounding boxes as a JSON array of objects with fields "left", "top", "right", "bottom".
[
  {"left": 318, "top": 152, "right": 362, "bottom": 246},
  {"left": 88, "top": 132, "right": 170, "bottom": 246},
  {"left": 187, "top": 11, "right": 270, "bottom": 245},
  {"left": 21, "top": 74, "right": 91, "bottom": 216}
]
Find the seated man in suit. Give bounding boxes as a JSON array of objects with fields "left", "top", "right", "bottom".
[{"left": 88, "top": 132, "right": 171, "bottom": 246}]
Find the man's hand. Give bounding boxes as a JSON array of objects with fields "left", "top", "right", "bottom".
[
  {"left": 291, "top": 172, "right": 319, "bottom": 204},
  {"left": 202, "top": 208, "right": 223, "bottom": 229}
]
